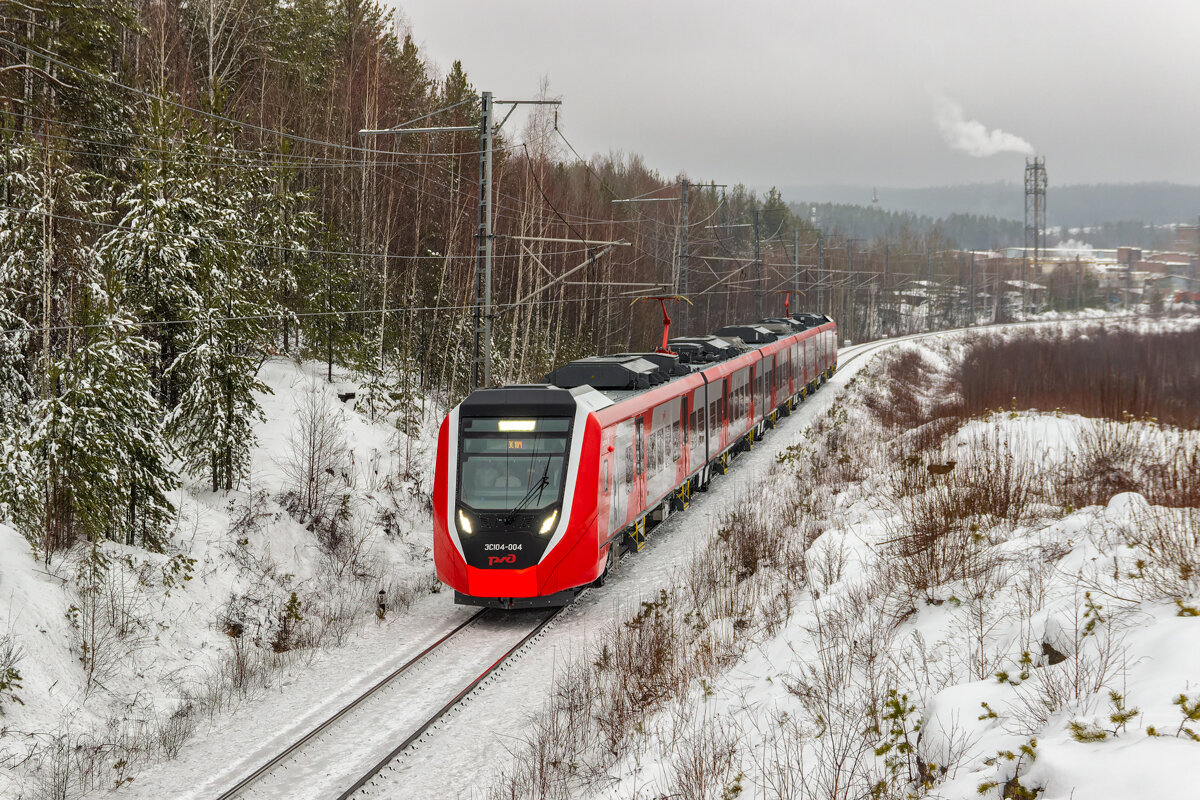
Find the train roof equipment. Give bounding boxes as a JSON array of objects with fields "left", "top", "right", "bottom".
[
  {"left": 714, "top": 324, "right": 778, "bottom": 344},
  {"left": 615, "top": 351, "right": 689, "bottom": 378},
  {"left": 668, "top": 335, "right": 747, "bottom": 360},
  {"left": 544, "top": 355, "right": 663, "bottom": 390}
]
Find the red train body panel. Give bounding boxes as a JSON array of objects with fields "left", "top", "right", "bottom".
[{"left": 433, "top": 316, "right": 838, "bottom": 608}]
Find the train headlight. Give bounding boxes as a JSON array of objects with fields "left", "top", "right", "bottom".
[
  {"left": 538, "top": 509, "right": 558, "bottom": 535},
  {"left": 456, "top": 508, "right": 474, "bottom": 535}
]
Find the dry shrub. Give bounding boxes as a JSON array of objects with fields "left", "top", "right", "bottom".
[
  {"left": 1114, "top": 507, "right": 1200, "bottom": 603},
  {"left": 784, "top": 593, "right": 891, "bottom": 800},
  {"left": 1, "top": 628, "right": 24, "bottom": 711},
  {"left": 280, "top": 380, "right": 349, "bottom": 525},
  {"left": 1059, "top": 421, "right": 1200, "bottom": 509},
  {"left": 957, "top": 325, "right": 1200, "bottom": 428},
  {"left": 1010, "top": 589, "right": 1127, "bottom": 731},
  {"left": 667, "top": 714, "right": 743, "bottom": 800},
  {"left": 955, "top": 430, "right": 1039, "bottom": 524},
  {"left": 862, "top": 347, "right": 965, "bottom": 452},
  {"left": 885, "top": 479, "right": 1010, "bottom": 605}
]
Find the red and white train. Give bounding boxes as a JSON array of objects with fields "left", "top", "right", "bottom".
[{"left": 432, "top": 314, "right": 838, "bottom": 607}]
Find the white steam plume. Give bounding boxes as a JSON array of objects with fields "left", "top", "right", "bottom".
[{"left": 934, "top": 95, "right": 1035, "bottom": 157}]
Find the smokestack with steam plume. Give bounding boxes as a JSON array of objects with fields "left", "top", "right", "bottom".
[{"left": 934, "top": 95, "right": 1035, "bottom": 157}]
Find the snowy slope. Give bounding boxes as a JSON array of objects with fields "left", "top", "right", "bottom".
[
  {"left": 0, "top": 357, "right": 445, "bottom": 799},
  {"left": 452, "top": 322, "right": 1200, "bottom": 800}
]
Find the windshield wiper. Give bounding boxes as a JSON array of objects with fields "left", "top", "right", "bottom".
[{"left": 505, "top": 458, "right": 551, "bottom": 523}]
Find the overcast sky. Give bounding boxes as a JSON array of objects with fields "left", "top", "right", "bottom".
[{"left": 391, "top": 1, "right": 1200, "bottom": 192}]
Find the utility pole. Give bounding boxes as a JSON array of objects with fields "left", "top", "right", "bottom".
[
  {"left": 883, "top": 243, "right": 889, "bottom": 334},
  {"left": 679, "top": 179, "right": 689, "bottom": 331},
  {"left": 925, "top": 248, "right": 932, "bottom": 331},
  {"left": 969, "top": 250, "right": 976, "bottom": 325},
  {"left": 360, "top": 92, "right": 561, "bottom": 390},
  {"left": 1076, "top": 255, "right": 1082, "bottom": 312},
  {"left": 473, "top": 91, "right": 494, "bottom": 389},
  {"left": 817, "top": 231, "right": 825, "bottom": 315},
  {"left": 1024, "top": 156, "right": 1047, "bottom": 316},
  {"left": 792, "top": 228, "right": 800, "bottom": 301},
  {"left": 845, "top": 240, "right": 853, "bottom": 341},
  {"left": 752, "top": 209, "right": 762, "bottom": 317}
]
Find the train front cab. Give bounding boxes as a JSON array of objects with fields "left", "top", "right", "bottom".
[{"left": 432, "top": 385, "right": 605, "bottom": 609}]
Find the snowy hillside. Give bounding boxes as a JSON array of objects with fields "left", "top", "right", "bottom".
[
  {"left": 478, "top": 322, "right": 1200, "bottom": 800},
  {"left": 0, "top": 358, "right": 443, "bottom": 798},
  {"left": 4, "top": 320, "right": 1199, "bottom": 800}
]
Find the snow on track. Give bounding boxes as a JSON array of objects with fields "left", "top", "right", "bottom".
[
  {"left": 112, "top": 319, "right": 1109, "bottom": 800},
  {"left": 219, "top": 609, "right": 552, "bottom": 800},
  {"left": 352, "top": 340, "right": 899, "bottom": 799}
]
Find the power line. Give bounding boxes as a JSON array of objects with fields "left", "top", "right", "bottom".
[
  {"left": 0, "top": 37, "right": 507, "bottom": 159},
  {"left": 521, "top": 143, "right": 589, "bottom": 246},
  {"left": 0, "top": 204, "right": 595, "bottom": 263},
  {"left": 1, "top": 279, "right": 838, "bottom": 338}
]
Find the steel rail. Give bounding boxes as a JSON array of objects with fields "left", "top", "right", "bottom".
[
  {"left": 214, "top": 609, "right": 490, "bottom": 800},
  {"left": 336, "top": 606, "right": 564, "bottom": 799}
]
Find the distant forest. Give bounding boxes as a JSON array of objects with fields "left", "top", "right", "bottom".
[
  {"left": 781, "top": 182, "right": 1200, "bottom": 228},
  {"left": 790, "top": 202, "right": 1176, "bottom": 251}
]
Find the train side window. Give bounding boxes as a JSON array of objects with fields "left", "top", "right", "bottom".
[{"left": 671, "top": 420, "right": 681, "bottom": 461}]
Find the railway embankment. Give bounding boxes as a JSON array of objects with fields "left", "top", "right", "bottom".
[{"left": 482, "top": 318, "right": 1200, "bottom": 800}]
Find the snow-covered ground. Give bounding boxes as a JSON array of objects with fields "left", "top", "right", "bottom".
[
  {"left": 3, "top": 315, "right": 1197, "bottom": 800},
  {"left": 0, "top": 357, "right": 448, "bottom": 799},
  {"left": 454, "top": 322, "right": 1199, "bottom": 800}
]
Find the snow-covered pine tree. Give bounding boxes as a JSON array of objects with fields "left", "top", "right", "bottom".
[
  {"left": 0, "top": 310, "right": 34, "bottom": 525},
  {"left": 161, "top": 124, "right": 312, "bottom": 492},
  {"left": 0, "top": 138, "right": 40, "bottom": 526},
  {"left": 93, "top": 103, "right": 209, "bottom": 407},
  {"left": 25, "top": 316, "right": 178, "bottom": 550}
]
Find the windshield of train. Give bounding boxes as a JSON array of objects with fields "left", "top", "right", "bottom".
[{"left": 458, "top": 418, "right": 571, "bottom": 511}]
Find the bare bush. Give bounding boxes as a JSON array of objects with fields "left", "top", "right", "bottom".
[
  {"left": 0, "top": 627, "right": 23, "bottom": 711},
  {"left": 65, "top": 545, "right": 154, "bottom": 693},
  {"left": 281, "top": 381, "right": 349, "bottom": 525},
  {"left": 667, "top": 713, "right": 743, "bottom": 800},
  {"left": 1010, "top": 589, "right": 1128, "bottom": 731},
  {"left": 155, "top": 701, "right": 198, "bottom": 759},
  {"left": 1060, "top": 420, "right": 1200, "bottom": 509},
  {"left": 1112, "top": 507, "right": 1200, "bottom": 604},
  {"left": 863, "top": 347, "right": 964, "bottom": 441},
  {"left": 806, "top": 533, "right": 847, "bottom": 593},
  {"left": 784, "top": 599, "right": 882, "bottom": 800},
  {"left": 957, "top": 325, "right": 1200, "bottom": 428}
]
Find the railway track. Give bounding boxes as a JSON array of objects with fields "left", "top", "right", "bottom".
[
  {"left": 214, "top": 606, "right": 562, "bottom": 800},
  {"left": 217, "top": 317, "right": 1097, "bottom": 800}
]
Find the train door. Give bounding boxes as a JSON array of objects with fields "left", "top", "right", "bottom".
[
  {"left": 647, "top": 399, "right": 680, "bottom": 502},
  {"left": 691, "top": 386, "right": 707, "bottom": 467},
  {"left": 762, "top": 354, "right": 774, "bottom": 410},
  {"left": 609, "top": 419, "right": 636, "bottom": 534},
  {"left": 633, "top": 417, "right": 643, "bottom": 510}
]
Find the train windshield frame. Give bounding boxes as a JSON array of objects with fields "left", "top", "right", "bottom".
[{"left": 457, "top": 417, "right": 573, "bottom": 512}]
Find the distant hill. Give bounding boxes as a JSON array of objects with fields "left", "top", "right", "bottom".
[
  {"left": 781, "top": 182, "right": 1200, "bottom": 229},
  {"left": 789, "top": 202, "right": 1173, "bottom": 251}
]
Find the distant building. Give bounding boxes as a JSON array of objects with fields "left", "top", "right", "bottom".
[
  {"left": 1144, "top": 273, "right": 1198, "bottom": 297},
  {"left": 1135, "top": 252, "right": 1197, "bottom": 275},
  {"left": 1173, "top": 218, "right": 1199, "bottom": 255}
]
